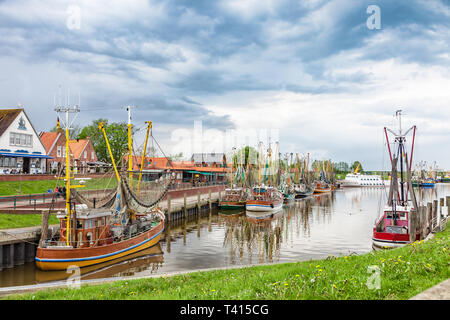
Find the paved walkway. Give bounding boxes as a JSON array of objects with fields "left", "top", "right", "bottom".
[{"left": 410, "top": 278, "right": 450, "bottom": 300}]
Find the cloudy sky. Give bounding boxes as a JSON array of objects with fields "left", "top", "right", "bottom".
[{"left": 0, "top": 0, "right": 449, "bottom": 170}]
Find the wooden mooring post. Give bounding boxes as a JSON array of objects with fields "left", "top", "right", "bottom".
[
  {"left": 432, "top": 200, "right": 438, "bottom": 230},
  {"left": 447, "top": 196, "right": 450, "bottom": 216},
  {"left": 197, "top": 191, "right": 201, "bottom": 213},
  {"left": 183, "top": 192, "right": 187, "bottom": 219},
  {"left": 167, "top": 195, "right": 171, "bottom": 222},
  {"left": 208, "top": 189, "right": 212, "bottom": 211},
  {"left": 427, "top": 202, "right": 432, "bottom": 230},
  {"left": 420, "top": 206, "right": 427, "bottom": 239},
  {"left": 409, "top": 209, "right": 417, "bottom": 243}
]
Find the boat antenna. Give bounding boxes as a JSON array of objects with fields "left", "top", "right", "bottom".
[
  {"left": 126, "top": 106, "right": 136, "bottom": 187},
  {"left": 55, "top": 95, "right": 80, "bottom": 246}
]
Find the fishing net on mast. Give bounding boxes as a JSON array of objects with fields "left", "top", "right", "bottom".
[
  {"left": 71, "top": 187, "right": 118, "bottom": 209},
  {"left": 120, "top": 170, "right": 175, "bottom": 213}
]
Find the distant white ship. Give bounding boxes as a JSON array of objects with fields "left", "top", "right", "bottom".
[{"left": 340, "top": 173, "right": 385, "bottom": 187}]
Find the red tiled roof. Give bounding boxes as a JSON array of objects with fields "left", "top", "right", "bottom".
[
  {"left": 69, "top": 139, "right": 90, "bottom": 159},
  {"left": 129, "top": 156, "right": 229, "bottom": 172},
  {"left": 39, "top": 131, "right": 61, "bottom": 153}
]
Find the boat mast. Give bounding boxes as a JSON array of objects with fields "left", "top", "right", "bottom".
[
  {"left": 126, "top": 106, "right": 135, "bottom": 188},
  {"left": 55, "top": 104, "right": 80, "bottom": 246},
  {"left": 385, "top": 110, "right": 416, "bottom": 207},
  {"left": 137, "top": 121, "right": 152, "bottom": 193},
  {"left": 98, "top": 122, "right": 121, "bottom": 183},
  {"left": 231, "top": 147, "right": 236, "bottom": 191}
]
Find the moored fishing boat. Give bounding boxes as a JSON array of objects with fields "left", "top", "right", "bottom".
[
  {"left": 246, "top": 207, "right": 283, "bottom": 223},
  {"left": 313, "top": 182, "right": 331, "bottom": 193},
  {"left": 36, "top": 108, "right": 171, "bottom": 271},
  {"left": 372, "top": 111, "right": 428, "bottom": 250},
  {"left": 294, "top": 184, "right": 314, "bottom": 198},
  {"left": 246, "top": 185, "right": 283, "bottom": 212},
  {"left": 219, "top": 188, "right": 247, "bottom": 209}
]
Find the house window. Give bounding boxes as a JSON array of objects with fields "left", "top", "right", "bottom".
[
  {"left": 57, "top": 146, "right": 62, "bottom": 157},
  {"left": 10, "top": 158, "right": 15, "bottom": 167},
  {"left": 91, "top": 151, "right": 95, "bottom": 160},
  {"left": 62, "top": 147, "right": 66, "bottom": 158},
  {"left": 9, "top": 133, "right": 32, "bottom": 147},
  {"left": 4, "top": 158, "right": 9, "bottom": 167},
  {"left": 84, "top": 151, "right": 87, "bottom": 159}
]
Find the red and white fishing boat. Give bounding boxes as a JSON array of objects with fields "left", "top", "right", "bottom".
[
  {"left": 313, "top": 182, "right": 331, "bottom": 194},
  {"left": 246, "top": 185, "right": 283, "bottom": 212},
  {"left": 372, "top": 110, "right": 428, "bottom": 249}
]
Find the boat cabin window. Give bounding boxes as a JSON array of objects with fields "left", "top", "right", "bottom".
[
  {"left": 76, "top": 220, "right": 83, "bottom": 229},
  {"left": 385, "top": 211, "right": 407, "bottom": 220},
  {"left": 86, "top": 232, "right": 93, "bottom": 244}
]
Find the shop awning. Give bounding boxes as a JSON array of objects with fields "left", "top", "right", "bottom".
[
  {"left": 0, "top": 151, "right": 53, "bottom": 159},
  {"left": 186, "top": 170, "right": 215, "bottom": 175}
]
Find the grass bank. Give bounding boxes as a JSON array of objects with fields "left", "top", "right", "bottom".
[
  {"left": 0, "top": 177, "right": 117, "bottom": 197},
  {"left": 0, "top": 213, "right": 59, "bottom": 229},
  {"left": 6, "top": 221, "right": 449, "bottom": 300}
]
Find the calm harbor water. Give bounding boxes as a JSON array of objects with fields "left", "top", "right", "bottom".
[{"left": 1, "top": 184, "right": 448, "bottom": 288}]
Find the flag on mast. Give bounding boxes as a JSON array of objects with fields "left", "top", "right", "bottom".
[{"left": 56, "top": 117, "right": 61, "bottom": 129}]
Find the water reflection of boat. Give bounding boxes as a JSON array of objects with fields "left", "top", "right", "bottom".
[
  {"left": 245, "top": 208, "right": 283, "bottom": 223},
  {"left": 35, "top": 244, "right": 164, "bottom": 283},
  {"left": 218, "top": 210, "right": 245, "bottom": 217}
]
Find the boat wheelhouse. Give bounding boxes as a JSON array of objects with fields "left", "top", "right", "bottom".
[
  {"left": 373, "top": 204, "right": 419, "bottom": 249},
  {"left": 219, "top": 187, "right": 247, "bottom": 209}
]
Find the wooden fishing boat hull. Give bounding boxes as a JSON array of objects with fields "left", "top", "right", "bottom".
[
  {"left": 283, "top": 193, "right": 295, "bottom": 202},
  {"left": 35, "top": 221, "right": 164, "bottom": 271},
  {"left": 246, "top": 200, "right": 283, "bottom": 212},
  {"left": 295, "top": 189, "right": 314, "bottom": 198},
  {"left": 313, "top": 187, "right": 331, "bottom": 194},
  {"left": 219, "top": 200, "right": 246, "bottom": 210},
  {"left": 35, "top": 245, "right": 164, "bottom": 283},
  {"left": 420, "top": 182, "right": 435, "bottom": 188}
]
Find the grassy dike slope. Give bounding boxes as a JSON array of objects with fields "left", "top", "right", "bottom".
[
  {"left": 0, "top": 177, "right": 117, "bottom": 197},
  {"left": 0, "top": 213, "right": 59, "bottom": 229},
  {"left": 6, "top": 222, "right": 449, "bottom": 300}
]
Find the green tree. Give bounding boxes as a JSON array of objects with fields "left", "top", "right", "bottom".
[
  {"left": 335, "top": 161, "right": 350, "bottom": 173},
  {"left": 350, "top": 161, "right": 364, "bottom": 173},
  {"left": 234, "top": 146, "right": 259, "bottom": 168},
  {"left": 77, "top": 119, "right": 129, "bottom": 165}
]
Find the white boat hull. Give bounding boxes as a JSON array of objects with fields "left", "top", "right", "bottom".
[{"left": 372, "top": 238, "right": 408, "bottom": 250}]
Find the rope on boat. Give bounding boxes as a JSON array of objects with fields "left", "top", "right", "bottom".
[{"left": 121, "top": 172, "right": 175, "bottom": 209}]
